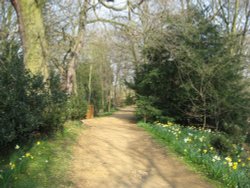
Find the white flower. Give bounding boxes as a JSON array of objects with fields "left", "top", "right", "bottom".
[
  {"left": 199, "top": 136, "right": 205, "bottom": 142},
  {"left": 212, "top": 155, "right": 221, "bottom": 162},
  {"left": 15, "top": 145, "right": 20, "bottom": 149},
  {"left": 184, "top": 137, "right": 192, "bottom": 143}
]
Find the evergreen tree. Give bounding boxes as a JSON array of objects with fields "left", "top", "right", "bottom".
[{"left": 132, "top": 8, "right": 250, "bottom": 138}]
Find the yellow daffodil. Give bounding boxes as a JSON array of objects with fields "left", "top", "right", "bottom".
[
  {"left": 232, "top": 162, "right": 238, "bottom": 170},
  {"left": 25, "top": 153, "right": 31, "bottom": 157},
  {"left": 225, "top": 156, "right": 232, "bottom": 162},
  {"left": 15, "top": 145, "right": 20, "bottom": 149},
  {"left": 37, "top": 141, "right": 41, "bottom": 145},
  {"left": 203, "top": 149, "right": 207, "bottom": 154}
]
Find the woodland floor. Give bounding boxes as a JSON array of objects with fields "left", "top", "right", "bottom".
[{"left": 69, "top": 106, "right": 214, "bottom": 188}]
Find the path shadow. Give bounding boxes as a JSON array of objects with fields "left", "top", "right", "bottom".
[{"left": 110, "top": 106, "right": 137, "bottom": 123}]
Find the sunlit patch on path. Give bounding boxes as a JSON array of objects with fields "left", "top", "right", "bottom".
[{"left": 69, "top": 107, "right": 213, "bottom": 188}]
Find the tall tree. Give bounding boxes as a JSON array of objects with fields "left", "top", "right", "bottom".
[{"left": 11, "top": 0, "right": 48, "bottom": 77}]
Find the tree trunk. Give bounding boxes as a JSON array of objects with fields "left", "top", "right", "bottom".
[
  {"left": 66, "top": 57, "right": 78, "bottom": 95},
  {"left": 11, "top": 0, "right": 48, "bottom": 77},
  {"left": 231, "top": 0, "right": 239, "bottom": 34},
  {"left": 66, "top": 0, "right": 88, "bottom": 95},
  {"left": 101, "top": 80, "right": 105, "bottom": 111},
  {"left": 202, "top": 97, "right": 207, "bottom": 129},
  {"left": 88, "top": 64, "right": 93, "bottom": 104},
  {"left": 108, "top": 93, "right": 111, "bottom": 113}
]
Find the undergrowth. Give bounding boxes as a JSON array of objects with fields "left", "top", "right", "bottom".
[
  {"left": 138, "top": 122, "right": 250, "bottom": 188},
  {"left": 0, "top": 121, "right": 84, "bottom": 188}
]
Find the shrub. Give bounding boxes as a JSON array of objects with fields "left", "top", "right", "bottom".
[
  {"left": 136, "top": 96, "right": 162, "bottom": 122},
  {"left": 156, "top": 116, "right": 175, "bottom": 124},
  {"left": 41, "top": 73, "right": 67, "bottom": 132},
  {"left": 0, "top": 42, "right": 66, "bottom": 148},
  {"left": 209, "top": 134, "right": 232, "bottom": 155},
  {"left": 66, "top": 95, "right": 87, "bottom": 120},
  {"left": 124, "top": 94, "right": 135, "bottom": 105}
]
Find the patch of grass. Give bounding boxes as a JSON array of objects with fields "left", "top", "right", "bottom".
[
  {"left": 138, "top": 122, "right": 250, "bottom": 188},
  {"left": 0, "top": 121, "right": 84, "bottom": 188}
]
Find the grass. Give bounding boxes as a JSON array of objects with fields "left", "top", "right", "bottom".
[
  {"left": 138, "top": 121, "right": 250, "bottom": 188},
  {"left": 0, "top": 120, "right": 84, "bottom": 188}
]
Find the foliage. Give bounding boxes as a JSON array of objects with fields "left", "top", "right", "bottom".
[
  {"left": 139, "top": 122, "right": 250, "bottom": 187},
  {"left": 132, "top": 8, "right": 250, "bottom": 139},
  {"left": 96, "top": 108, "right": 117, "bottom": 117},
  {"left": 65, "top": 95, "right": 87, "bottom": 120},
  {"left": 76, "top": 62, "right": 108, "bottom": 114},
  {"left": 0, "top": 42, "right": 66, "bottom": 148},
  {"left": 42, "top": 72, "right": 67, "bottom": 132},
  {"left": 209, "top": 134, "right": 232, "bottom": 155},
  {"left": 124, "top": 94, "right": 135, "bottom": 105},
  {"left": 135, "top": 96, "right": 161, "bottom": 122},
  {"left": 0, "top": 121, "right": 83, "bottom": 188}
]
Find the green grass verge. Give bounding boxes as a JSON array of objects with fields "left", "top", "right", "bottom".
[
  {"left": 138, "top": 122, "right": 250, "bottom": 188},
  {"left": 0, "top": 121, "right": 84, "bottom": 188}
]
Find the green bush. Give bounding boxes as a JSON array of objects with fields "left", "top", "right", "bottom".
[
  {"left": 221, "top": 123, "right": 246, "bottom": 144},
  {"left": 41, "top": 73, "right": 67, "bottom": 132},
  {"left": 0, "top": 43, "right": 66, "bottom": 148},
  {"left": 136, "top": 96, "right": 162, "bottom": 122},
  {"left": 124, "top": 94, "right": 135, "bottom": 105},
  {"left": 156, "top": 116, "right": 175, "bottom": 124},
  {"left": 209, "top": 134, "right": 232, "bottom": 155},
  {"left": 66, "top": 95, "right": 87, "bottom": 120}
]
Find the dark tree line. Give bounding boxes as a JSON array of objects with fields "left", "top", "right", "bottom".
[{"left": 132, "top": 8, "right": 250, "bottom": 142}]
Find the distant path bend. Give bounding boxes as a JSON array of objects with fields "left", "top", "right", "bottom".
[{"left": 70, "top": 106, "right": 213, "bottom": 188}]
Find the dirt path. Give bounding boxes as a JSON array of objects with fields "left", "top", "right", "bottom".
[{"left": 69, "top": 107, "right": 214, "bottom": 188}]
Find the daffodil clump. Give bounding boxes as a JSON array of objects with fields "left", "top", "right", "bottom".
[
  {"left": 0, "top": 121, "right": 83, "bottom": 188},
  {"left": 0, "top": 141, "right": 45, "bottom": 186},
  {"left": 139, "top": 121, "right": 250, "bottom": 187}
]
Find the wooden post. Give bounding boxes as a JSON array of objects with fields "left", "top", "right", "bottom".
[{"left": 86, "top": 105, "right": 94, "bottom": 119}]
